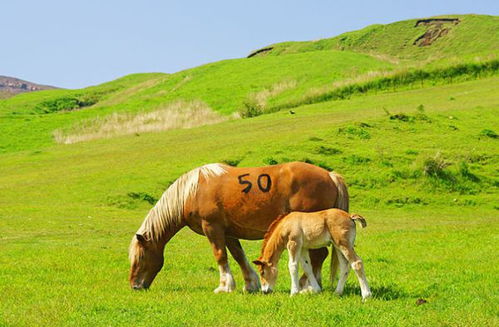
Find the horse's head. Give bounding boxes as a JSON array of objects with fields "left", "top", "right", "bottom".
[
  {"left": 129, "top": 233, "right": 164, "bottom": 290},
  {"left": 253, "top": 259, "right": 278, "bottom": 294}
]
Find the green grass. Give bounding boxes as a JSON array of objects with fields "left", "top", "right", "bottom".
[
  {"left": 1, "top": 76, "right": 498, "bottom": 326},
  {"left": 2, "top": 14, "right": 497, "bottom": 154},
  {"left": 0, "top": 50, "right": 392, "bottom": 153},
  {"left": 254, "top": 14, "right": 499, "bottom": 62},
  {"left": 1, "top": 14, "right": 498, "bottom": 326}
]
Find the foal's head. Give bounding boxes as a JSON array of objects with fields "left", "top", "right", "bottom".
[
  {"left": 129, "top": 233, "right": 164, "bottom": 290},
  {"left": 253, "top": 259, "right": 278, "bottom": 293}
]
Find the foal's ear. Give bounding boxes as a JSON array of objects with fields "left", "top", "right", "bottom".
[
  {"left": 136, "top": 233, "right": 147, "bottom": 244},
  {"left": 252, "top": 260, "right": 264, "bottom": 266}
]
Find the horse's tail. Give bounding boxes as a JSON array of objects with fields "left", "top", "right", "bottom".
[
  {"left": 329, "top": 171, "right": 349, "bottom": 212},
  {"left": 351, "top": 214, "right": 367, "bottom": 228},
  {"left": 329, "top": 171, "right": 349, "bottom": 284}
]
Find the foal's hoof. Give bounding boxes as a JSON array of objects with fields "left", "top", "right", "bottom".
[
  {"left": 362, "top": 292, "right": 372, "bottom": 303},
  {"left": 214, "top": 287, "right": 233, "bottom": 294},
  {"left": 299, "top": 286, "right": 321, "bottom": 294}
]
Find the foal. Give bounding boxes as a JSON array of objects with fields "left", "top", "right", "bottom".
[{"left": 253, "top": 208, "right": 372, "bottom": 300}]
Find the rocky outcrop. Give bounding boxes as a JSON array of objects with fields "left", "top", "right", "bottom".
[{"left": 0, "top": 76, "right": 58, "bottom": 98}]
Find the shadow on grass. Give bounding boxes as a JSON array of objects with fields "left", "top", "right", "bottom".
[{"left": 340, "top": 284, "right": 409, "bottom": 300}]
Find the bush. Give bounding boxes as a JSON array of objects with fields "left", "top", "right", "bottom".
[
  {"left": 221, "top": 158, "right": 242, "bottom": 166},
  {"left": 239, "top": 99, "right": 264, "bottom": 118},
  {"left": 338, "top": 125, "right": 371, "bottom": 139},
  {"left": 479, "top": 129, "right": 498, "bottom": 139},
  {"left": 423, "top": 152, "right": 451, "bottom": 178},
  {"left": 263, "top": 157, "right": 278, "bottom": 165},
  {"left": 315, "top": 145, "right": 342, "bottom": 155}
]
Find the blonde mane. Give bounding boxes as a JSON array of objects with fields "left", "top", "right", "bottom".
[
  {"left": 136, "top": 163, "right": 227, "bottom": 242},
  {"left": 259, "top": 213, "right": 288, "bottom": 260}
]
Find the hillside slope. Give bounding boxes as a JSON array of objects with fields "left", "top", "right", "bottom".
[
  {"left": 0, "top": 76, "right": 498, "bottom": 326},
  {"left": 0, "top": 14, "right": 497, "bottom": 154},
  {"left": 249, "top": 14, "right": 499, "bottom": 62}
]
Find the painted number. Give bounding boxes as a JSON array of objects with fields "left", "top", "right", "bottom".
[
  {"left": 238, "top": 174, "right": 252, "bottom": 193},
  {"left": 238, "top": 173, "right": 272, "bottom": 193},
  {"left": 257, "top": 174, "right": 272, "bottom": 192}
]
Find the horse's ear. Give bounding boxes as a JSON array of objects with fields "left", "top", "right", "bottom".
[{"left": 136, "top": 233, "right": 147, "bottom": 244}]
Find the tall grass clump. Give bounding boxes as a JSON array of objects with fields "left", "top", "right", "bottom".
[
  {"left": 53, "top": 100, "right": 228, "bottom": 144},
  {"left": 270, "top": 59, "right": 499, "bottom": 112},
  {"left": 239, "top": 80, "right": 297, "bottom": 118}
]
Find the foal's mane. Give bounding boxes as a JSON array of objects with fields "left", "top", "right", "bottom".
[
  {"left": 260, "top": 213, "right": 289, "bottom": 258},
  {"left": 135, "top": 163, "right": 227, "bottom": 243}
]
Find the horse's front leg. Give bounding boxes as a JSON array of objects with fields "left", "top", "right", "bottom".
[
  {"left": 287, "top": 240, "right": 301, "bottom": 296},
  {"left": 226, "top": 238, "right": 260, "bottom": 293},
  {"left": 202, "top": 221, "right": 235, "bottom": 293}
]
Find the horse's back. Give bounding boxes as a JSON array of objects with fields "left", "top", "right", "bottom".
[{"left": 186, "top": 162, "right": 339, "bottom": 239}]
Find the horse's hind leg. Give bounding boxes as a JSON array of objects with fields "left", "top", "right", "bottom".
[
  {"left": 300, "top": 247, "right": 328, "bottom": 289},
  {"left": 337, "top": 244, "right": 372, "bottom": 301},
  {"left": 202, "top": 221, "right": 235, "bottom": 293},
  {"left": 226, "top": 237, "right": 260, "bottom": 293},
  {"left": 334, "top": 247, "right": 350, "bottom": 296}
]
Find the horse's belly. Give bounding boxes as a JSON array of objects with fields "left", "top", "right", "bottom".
[{"left": 303, "top": 231, "right": 332, "bottom": 249}]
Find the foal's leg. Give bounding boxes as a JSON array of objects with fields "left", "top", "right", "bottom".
[
  {"left": 300, "top": 247, "right": 328, "bottom": 289},
  {"left": 299, "top": 250, "right": 321, "bottom": 293},
  {"left": 226, "top": 238, "right": 260, "bottom": 293},
  {"left": 287, "top": 240, "right": 301, "bottom": 296},
  {"left": 338, "top": 244, "right": 372, "bottom": 301},
  {"left": 202, "top": 222, "right": 235, "bottom": 293}
]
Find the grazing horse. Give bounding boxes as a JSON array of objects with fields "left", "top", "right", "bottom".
[
  {"left": 253, "top": 209, "right": 371, "bottom": 300},
  {"left": 129, "top": 162, "right": 349, "bottom": 292}
]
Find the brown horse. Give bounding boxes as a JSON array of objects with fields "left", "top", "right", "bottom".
[
  {"left": 253, "top": 209, "right": 371, "bottom": 300},
  {"left": 129, "top": 162, "right": 349, "bottom": 292}
]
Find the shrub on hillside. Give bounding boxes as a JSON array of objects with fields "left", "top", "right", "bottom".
[{"left": 239, "top": 99, "right": 264, "bottom": 118}]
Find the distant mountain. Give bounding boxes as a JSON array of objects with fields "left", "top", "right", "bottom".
[{"left": 0, "top": 76, "right": 58, "bottom": 99}]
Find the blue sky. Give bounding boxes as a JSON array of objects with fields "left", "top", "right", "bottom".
[{"left": 1, "top": 0, "right": 498, "bottom": 88}]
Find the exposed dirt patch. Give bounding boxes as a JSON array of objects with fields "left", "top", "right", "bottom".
[
  {"left": 247, "top": 47, "right": 273, "bottom": 58},
  {"left": 413, "top": 18, "right": 460, "bottom": 47}
]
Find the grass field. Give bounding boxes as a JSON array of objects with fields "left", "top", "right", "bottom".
[
  {"left": 1, "top": 13, "right": 498, "bottom": 326},
  {"left": 1, "top": 74, "right": 498, "bottom": 326}
]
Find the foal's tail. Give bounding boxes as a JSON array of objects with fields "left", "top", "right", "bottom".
[
  {"left": 329, "top": 172, "right": 349, "bottom": 212},
  {"left": 329, "top": 171, "right": 349, "bottom": 284},
  {"left": 351, "top": 214, "right": 367, "bottom": 228}
]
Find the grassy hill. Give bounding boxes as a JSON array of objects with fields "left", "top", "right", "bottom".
[
  {"left": 0, "top": 14, "right": 498, "bottom": 326},
  {"left": 250, "top": 14, "right": 499, "bottom": 62},
  {"left": 1, "top": 14, "right": 497, "bottom": 154}
]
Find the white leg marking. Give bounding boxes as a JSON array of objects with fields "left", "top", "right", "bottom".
[
  {"left": 214, "top": 263, "right": 236, "bottom": 293},
  {"left": 288, "top": 255, "right": 300, "bottom": 296},
  {"left": 351, "top": 260, "right": 372, "bottom": 301}
]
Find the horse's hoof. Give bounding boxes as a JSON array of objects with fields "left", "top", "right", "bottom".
[
  {"left": 213, "top": 285, "right": 234, "bottom": 294},
  {"left": 362, "top": 292, "right": 372, "bottom": 303}
]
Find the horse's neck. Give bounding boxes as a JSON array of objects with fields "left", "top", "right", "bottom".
[
  {"left": 157, "top": 219, "right": 186, "bottom": 248},
  {"left": 265, "top": 233, "right": 286, "bottom": 266}
]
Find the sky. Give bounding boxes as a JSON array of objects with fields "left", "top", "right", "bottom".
[{"left": 1, "top": 0, "right": 498, "bottom": 89}]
